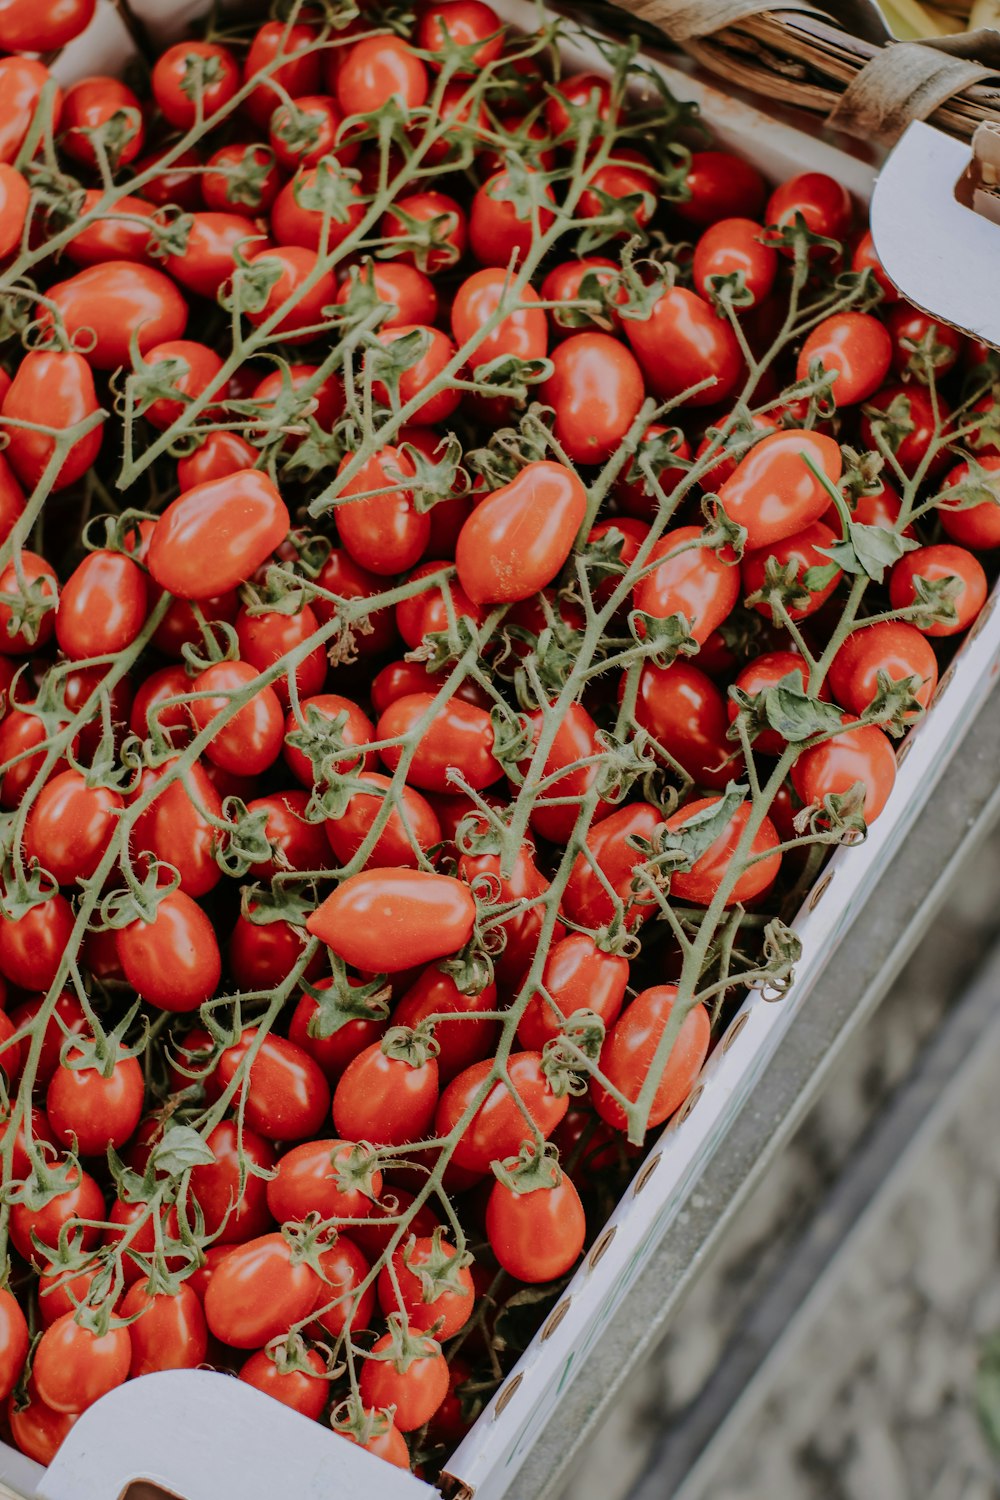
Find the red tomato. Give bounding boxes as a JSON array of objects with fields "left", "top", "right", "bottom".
[
  {"left": 368, "top": 323, "right": 460, "bottom": 425},
  {"left": 615, "top": 422, "right": 691, "bottom": 519},
  {"left": 417, "top": 0, "right": 504, "bottom": 70},
  {"left": 796, "top": 311, "right": 892, "bottom": 406},
  {"left": 240, "top": 1344, "right": 328, "bottom": 1419},
  {"left": 889, "top": 544, "right": 987, "bottom": 637},
  {"left": 634, "top": 659, "right": 737, "bottom": 787},
  {"left": 137, "top": 340, "right": 226, "bottom": 432},
  {"left": 0, "top": 550, "right": 57, "bottom": 655},
  {"left": 244, "top": 245, "right": 337, "bottom": 344},
  {"left": 269, "top": 93, "right": 356, "bottom": 172},
  {"left": 56, "top": 551, "right": 147, "bottom": 662},
  {"left": 625, "top": 286, "right": 743, "bottom": 408},
  {"left": 335, "top": 446, "right": 429, "bottom": 577},
  {"left": 288, "top": 979, "right": 385, "bottom": 1083},
  {"left": 190, "top": 660, "right": 284, "bottom": 776},
  {"left": 692, "top": 217, "right": 777, "bottom": 307},
  {"left": 152, "top": 40, "right": 239, "bottom": 128},
  {"left": 540, "top": 332, "right": 644, "bottom": 464},
  {"left": 469, "top": 168, "right": 556, "bottom": 266},
  {"left": 6, "top": 992, "right": 86, "bottom": 1089},
  {"left": 0, "top": 163, "right": 29, "bottom": 261},
  {"left": 236, "top": 604, "right": 327, "bottom": 709},
  {"left": 47, "top": 262, "right": 186, "bottom": 372},
  {"left": 0, "top": 1289, "right": 27, "bottom": 1404},
  {"left": 435, "top": 1051, "right": 567, "bottom": 1173},
  {"left": 36, "top": 1261, "right": 99, "bottom": 1327},
  {"left": 33, "top": 1312, "right": 130, "bottom": 1414},
  {"left": 828, "top": 621, "right": 937, "bottom": 716},
  {"left": 267, "top": 1136, "right": 382, "bottom": 1225},
  {"left": 283, "top": 691, "right": 374, "bottom": 787},
  {"left": 456, "top": 460, "right": 586, "bottom": 604},
  {"left": 632, "top": 526, "right": 740, "bottom": 645},
  {"left": 165, "top": 211, "right": 268, "bottom": 301},
  {"left": 121, "top": 1282, "right": 207, "bottom": 1377},
  {"left": 717, "top": 429, "right": 843, "bottom": 548},
  {"left": 1, "top": 1101, "right": 57, "bottom": 1175},
  {"left": 176, "top": 431, "right": 258, "bottom": 489},
  {"left": 579, "top": 148, "right": 657, "bottom": 231},
  {"left": 61, "top": 76, "right": 144, "bottom": 169},
  {"left": 203, "top": 143, "right": 281, "bottom": 215},
  {"left": 333, "top": 1034, "right": 440, "bottom": 1146},
  {"left": 339, "top": 1410, "right": 410, "bottom": 1468},
  {"left": 591, "top": 985, "right": 710, "bottom": 1130},
  {"left": 337, "top": 35, "right": 428, "bottom": 116},
  {"left": 312, "top": 1235, "right": 375, "bottom": 1336},
  {"left": 729, "top": 650, "right": 821, "bottom": 754},
  {"left": 458, "top": 838, "right": 558, "bottom": 986},
  {"left": 540, "top": 256, "right": 621, "bottom": 337},
  {"left": 852, "top": 228, "right": 899, "bottom": 302},
  {"left": 336, "top": 260, "right": 439, "bottom": 328},
  {"left": 9, "top": 1162, "right": 104, "bottom": 1264},
  {"left": 0, "top": 454, "right": 24, "bottom": 550},
  {"left": 0, "top": 0, "right": 95, "bottom": 50},
  {"left": 359, "top": 1329, "right": 448, "bottom": 1432},
  {"left": 270, "top": 162, "right": 365, "bottom": 252},
  {"left": 791, "top": 719, "right": 897, "bottom": 823},
  {"left": 204, "top": 1232, "right": 322, "bottom": 1349},
  {"left": 517, "top": 932, "right": 628, "bottom": 1050},
  {"left": 395, "top": 562, "right": 483, "bottom": 650},
  {"left": 64, "top": 190, "right": 158, "bottom": 268},
  {"left": 451, "top": 267, "right": 547, "bottom": 369},
  {"left": 676, "top": 151, "right": 766, "bottom": 227},
  {"left": 667, "top": 795, "right": 781, "bottom": 906},
  {"left": 545, "top": 71, "right": 614, "bottom": 139},
  {"left": 377, "top": 691, "right": 501, "bottom": 792},
  {"left": 859, "top": 384, "right": 951, "bottom": 480},
  {"left": 377, "top": 1233, "right": 473, "bottom": 1336},
  {"left": 938, "top": 455, "right": 1000, "bottom": 549},
  {"left": 244, "top": 19, "right": 322, "bottom": 127},
  {"left": 8, "top": 1377, "right": 78, "bottom": 1466},
  {"left": 0, "top": 57, "right": 61, "bottom": 165},
  {"left": 47, "top": 1047, "right": 142, "bottom": 1155},
  {"left": 349, "top": 1186, "right": 440, "bottom": 1262},
  {"left": 765, "top": 171, "right": 852, "bottom": 247},
  {"left": 211, "top": 1030, "right": 331, "bottom": 1141},
  {"left": 2, "top": 350, "right": 102, "bottom": 493},
  {"left": 115, "top": 890, "right": 221, "bottom": 1012},
  {"left": 190, "top": 1119, "right": 276, "bottom": 1243},
  {"left": 309, "top": 867, "right": 476, "bottom": 972},
  {"left": 0, "top": 894, "right": 74, "bottom": 992},
  {"left": 22, "top": 769, "right": 121, "bottom": 886},
  {"left": 393, "top": 967, "right": 498, "bottom": 1083},
  {"left": 743, "top": 520, "right": 842, "bottom": 622},
  {"left": 129, "top": 760, "right": 222, "bottom": 899},
  {"left": 381, "top": 191, "right": 467, "bottom": 275},
  {"left": 148, "top": 470, "right": 289, "bottom": 601},
  {"left": 518, "top": 701, "right": 615, "bottom": 844},
  {"left": 886, "top": 303, "right": 964, "bottom": 382},
  {"left": 562, "top": 800, "right": 662, "bottom": 931},
  {"left": 486, "top": 1169, "right": 585, "bottom": 1282},
  {"left": 246, "top": 789, "right": 330, "bottom": 880},
  {"left": 326, "top": 771, "right": 441, "bottom": 870}
]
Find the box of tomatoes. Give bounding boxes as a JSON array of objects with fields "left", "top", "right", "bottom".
[{"left": 0, "top": 1, "right": 995, "bottom": 1499}]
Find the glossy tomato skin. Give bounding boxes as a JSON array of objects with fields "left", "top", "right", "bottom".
[
  {"left": 7, "top": 1378, "right": 78, "bottom": 1466},
  {"left": 56, "top": 551, "right": 147, "bottom": 662},
  {"left": 166, "top": 211, "right": 268, "bottom": 301},
  {"left": 486, "top": 1173, "right": 586, "bottom": 1282},
  {"left": 309, "top": 868, "right": 476, "bottom": 972},
  {"left": 626, "top": 286, "right": 743, "bottom": 408},
  {"left": 359, "top": 1330, "right": 448, "bottom": 1432},
  {"left": 667, "top": 796, "right": 782, "bottom": 906},
  {"left": 0, "top": 0, "right": 95, "bottom": 50},
  {"left": 456, "top": 461, "right": 587, "bottom": 605},
  {"left": 270, "top": 163, "right": 365, "bottom": 253},
  {"left": 377, "top": 691, "right": 501, "bottom": 793},
  {"left": 796, "top": 311, "right": 891, "bottom": 406},
  {"left": 889, "top": 544, "right": 987, "bottom": 637},
  {"left": 336, "top": 446, "right": 429, "bottom": 577},
  {"left": 368, "top": 324, "right": 460, "bottom": 425},
  {"left": 692, "top": 217, "right": 777, "bottom": 307},
  {"left": 337, "top": 260, "right": 439, "bottom": 329},
  {"left": 517, "top": 932, "right": 629, "bottom": 1050},
  {"left": 540, "top": 255, "right": 620, "bottom": 338},
  {"left": 22, "top": 770, "right": 122, "bottom": 886},
  {"left": 177, "top": 431, "right": 258, "bottom": 490},
  {"left": 938, "top": 455, "right": 1000, "bottom": 549},
  {"left": 885, "top": 303, "right": 964, "bottom": 381},
  {"left": 469, "top": 168, "right": 555, "bottom": 267},
  {"left": 393, "top": 968, "right": 498, "bottom": 1083},
  {"left": 121, "top": 1282, "right": 208, "bottom": 1377},
  {"left": 459, "top": 838, "right": 560, "bottom": 986},
  {"left": 33, "top": 1313, "right": 130, "bottom": 1414},
  {"left": 202, "top": 143, "right": 281, "bottom": 215},
  {"left": 47, "top": 262, "right": 186, "bottom": 371},
  {"left": 282, "top": 692, "right": 375, "bottom": 788},
  {"left": 312, "top": 1235, "right": 375, "bottom": 1337},
  {"left": 245, "top": 245, "right": 337, "bottom": 344},
  {"left": 377, "top": 1234, "right": 473, "bottom": 1336},
  {"left": 267, "top": 1136, "right": 382, "bottom": 1225},
  {"left": 418, "top": 0, "right": 504, "bottom": 70},
  {"left": 325, "top": 771, "right": 441, "bottom": 871},
  {"left": 139, "top": 339, "right": 226, "bottom": 432},
  {"left": 2, "top": 350, "right": 102, "bottom": 493},
  {"left": 828, "top": 621, "right": 938, "bottom": 716},
  {"left": 451, "top": 267, "right": 547, "bottom": 370},
  {"left": 61, "top": 76, "right": 143, "bottom": 169},
  {"left": 0, "top": 1289, "right": 28, "bottom": 1404},
  {"left": 519, "top": 701, "right": 615, "bottom": 845},
  {"left": 333, "top": 1039, "right": 439, "bottom": 1146},
  {"left": 0, "top": 551, "right": 57, "bottom": 655},
  {"left": 152, "top": 40, "right": 240, "bottom": 129},
  {"left": 337, "top": 34, "right": 428, "bottom": 116},
  {"left": 436, "top": 1052, "right": 568, "bottom": 1174},
  {"left": 540, "top": 333, "right": 644, "bottom": 464},
  {"left": 743, "top": 521, "right": 843, "bottom": 622},
  {"left": 211, "top": 1030, "right": 331, "bottom": 1141},
  {"left": 791, "top": 719, "right": 897, "bottom": 824},
  {"left": 190, "top": 660, "right": 284, "bottom": 777},
  {"left": 0, "top": 894, "right": 75, "bottom": 992},
  {"left": 129, "top": 760, "right": 222, "bottom": 899},
  {"left": 0, "top": 162, "right": 29, "bottom": 261},
  {"left": 288, "top": 982, "right": 385, "bottom": 1083},
  {"left": 148, "top": 470, "right": 289, "bottom": 601},
  {"left": 591, "top": 985, "right": 711, "bottom": 1131},
  {"left": 240, "top": 1345, "right": 328, "bottom": 1418},
  {"left": 47, "top": 1049, "right": 143, "bottom": 1156},
  {"left": 0, "top": 57, "right": 61, "bottom": 165},
  {"left": 9, "top": 1163, "right": 104, "bottom": 1265},
  {"left": 269, "top": 94, "right": 356, "bottom": 172},
  {"left": 115, "top": 890, "right": 221, "bottom": 1012},
  {"left": 381, "top": 190, "right": 467, "bottom": 275},
  {"left": 634, "top": 659, "right": 737, "bottom": 788},
  {"left": 632, "top": 526, "right": 740, "bottom": 645},
  {"left": 852, "top": 228, "right": 899, "bottom": 302},
  {"left": 562, "top": 800, "right": 662, "bottom": 931},
  {"left": 395, "top": 562, "right": 483, "bottom": 650},
  {"left": 765, "top": 171, "right": 852, "bottom": 247},
  {"left": 244, "top": 19, "right": 322, "bottom": 126},
  {"left": 190, "top": 1119, "right": 276, "bottom": 1243},
  {"left": 676, "top": 151, "right": 766, "bottom": 227},
  {"left": 717, "top": 429, "right": 843, "bottom": 548},
  {"left": 204, "top": 1233, "right": 322, "bottom": 1349},
  {"left": 246, "top": 789, "right": 331, "bottom": 880}
]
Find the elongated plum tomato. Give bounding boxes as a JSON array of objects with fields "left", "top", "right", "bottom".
[
  {"left": 539, "top": 332, "right": 644, "bottom": 465},
  {"left": 0, "top": 0, "right": 95, "bottom": 50},
  {"left": 456, "top": 460, "right": 587, "bottom": 604},
  {"left": 210, "top": 1030, "right": 330, "bottom": 1141},
  {"left": 147, "top": 470, "right": 290, "bottom": 600},
  {"left": 152, "top": 40, "right": 239, "bottom": 129},
  {"left": 692, "top": 216, "right": 777, "bottom": 308},
  {"left": 828, "top": 621, "right": 938, "bottom": 717},
  {"left": 337, "top": 260, "right": 439, "bottom": 329},
  {"left": 520, "top": 701, "right": 615, "bottom": 843},
  {"left": 451, "top": 267, "right": 547, "bottom": 370},
  {"left": 742, "top": 521, "right": 843, "bottom": 622},
  {"left": 0, "top": 1289, "right": 28, "bottom": 1404},
  {"left": 625, "top": 286, "right": 743, "bottom": 407},
  {"left": 121, "top": 1282, "right": 207, "bottom": 1378},
  {"left": 435, "top": 1050, "right": 568, "bottom": 1175},
  {"left": 0, "top": 57, "right": 61, "bottom": 166},
  {"left": 189, "top": 660, "right": 284, "bottom": 777},
  {"left": 676, "top": 151, "right": 766, "bottom": 227},
  {"left": 33, "top": 1314, "right": 130, "bottom": 1414},
  {"left": 55, "top": 551, "right": 147, "bottom": 661},
  {"left": 204, "top": 1233, "right": 322, "bottom": 1349},
  {"left": 562, "top": 801, "right": 663, "bottom": 931},
  {"left": 796, "top": 311, "right": 891, "bottom": 407},
  {"left": 634, "top": 659, "right": 737, "bottom": 788},
  {"left": 791, "top": 719, "right": 897, "bottom": 824},
  {"left": 309, "top": 869, "right": 475, "bottom": 972},
  {"left": 0, "top": 163, "right": 29, "bottom": 261},
  {"left": 358, "top": 1330, "right": 448, "bottom": 1434},
  {"left": 377, "top": 1234, "right": 473, "bottom": 1337},
  {"left": 0, "top": 551, "right": 57, "bottom": 655},
  {"left": 938, "top": 455, "right": 1000, "bottom": 550},
  {"left": 716, "top": 428, "right": 843, "bottom": 549},
  {"left": 728, "top": 650, "right": 820, "bottom": 755},
  {"left": 518, "top": 932, "right": 629, "bottom": 1050},
  {"left": 266, "top": 1137, "right": 382, "bottom": 1225},
  {"left": 591, "top": 985, "right": 711, "bottom": 1131},
  {"left": 47, "top": 1048, "right": 143, "bottom": 1156},
  {"left": 335, "top": 446, "right": 428, "bottom": 577},
  {"left": 190, "top": 1120, "right": 276, "bottom": 1243},
  {"left": 46, "top": 262, "right": 187, "bottom": 371},
  {"left": 377, "top": 691, "right": 501, "bottom": 792},
  {"left": 115, "top": 890, "right": 222, "bottom": 1011},
  {"left": 631, "top": 526, "right": 739, "bottom": 645},
  {"left": 325, "top": 771, "right": 441, "bottom": 870},
  {"left": 469, "top": 168, "right": 556, "bottom": 267},
  {"left": 393, "top": 968, "right": 498, "bottom": 1083},
  {"left": 22, "top": 770, "right": 123, "bottom": 885},
  {"left": 666, "top": 796, "right": 781, "bottom": 906},
  {"left": 2, "top": 350, "right": 103, "bottom": 492},
  {"left": 487, "top": 1168, "right": 586, "bottom": 1283},
  {"left": 333, "top": 1034, "right": 439, "bottom": 1147},
  {"left": 129, "top": 760, "right": 222, "bottom": 898},
  {"left": 7, "top": 1377, "right": 78, "bottom": 1466},
  {"left": 240, "top": 1345, "right": 328, "bottom": 1419}
]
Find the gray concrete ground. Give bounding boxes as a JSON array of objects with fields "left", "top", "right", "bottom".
[{"left": 558, "top": 829, "right": 1000, "bottom": 1500}]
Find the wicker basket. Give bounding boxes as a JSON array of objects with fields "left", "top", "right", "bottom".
[{"left": 597, "top": 0, "right": 1000, "bottom": 142}]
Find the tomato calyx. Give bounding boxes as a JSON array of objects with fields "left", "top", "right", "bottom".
[
  {"left": 490, "top": 1138, "right": 563, "bottom": 1194},
  {"left": 379, "top": 1023, "right": 439, "bottom": 1070},
  {"left": 301, "top": 969, "right": 392, "bottom": 1039},
  {"left": 0, "top": 567, "right": 56, "bottom": 651},
  {"left": 327, "top": 1139, "right": 383, "bottom": 1202},
  {"left": 791, "top": 780, "right": 871, "bottom": 842},
  {"left": 364, "top": 1310, "right": 442, "bottom": 1374},
  {"left": 540, "top": 1030, "right": 594, "bottom": 1098},
  {"left": 261, "top": 1329, "right": 330, "bottom": 1380},
  {"left": 891, "top": 572, "right": 963, "bottom": 633},
  {"left": 330, "top": 1393, "right": 396, "bottom": 1444},
  {"left": 628, "top": 608, "right": 699, "bottom": 669},
  {"left": 399, "top": 1226, "right": 472, "bottom": 1305}
]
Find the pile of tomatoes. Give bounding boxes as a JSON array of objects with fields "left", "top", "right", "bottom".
[{"left": 0, "top": 0, "right": 995, "bottom": 1480}]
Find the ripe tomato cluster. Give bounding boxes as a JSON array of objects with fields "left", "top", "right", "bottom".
[{"left": 0, "top": 0, "right": 994, "bottom": 1481}]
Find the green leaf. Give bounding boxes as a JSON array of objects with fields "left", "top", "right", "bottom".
[
  {"left": 151, "top": 1125, "right": 217, "bottom": 1177},
  {"left": 762, "top": 676, "right": 844, "bottom": 744}
]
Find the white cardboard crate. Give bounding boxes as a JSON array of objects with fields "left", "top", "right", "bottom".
[{"left": 3, "top": 3, "right": 998, "bottom": 1497}]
